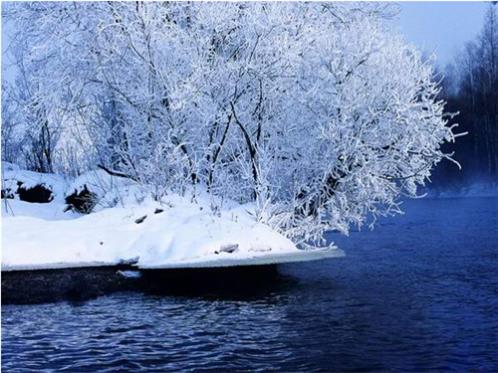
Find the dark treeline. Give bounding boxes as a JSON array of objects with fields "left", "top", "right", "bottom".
[{"left": 434, "top": 4, "right": 498, "bottom": 189}]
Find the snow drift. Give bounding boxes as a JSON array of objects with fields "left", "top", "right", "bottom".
[{"left": 1, "top": 167, "right": 343, "bottom": 271}]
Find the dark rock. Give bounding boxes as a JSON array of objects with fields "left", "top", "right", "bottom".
[
  {"left": 65, "top": 185, "right": 98, "bottom": 214},
  {"left": 17, "top": 183, "right": 54, "bottom": 203},
  {"left": 219, "top": 244, "right": 239, "bottom": 253},
  {"left": 154, "top": 208, "right": 164, "bottom": 214},
  {"left": 135, "top": 215, "right": 147, "bottom": 224},
  {"left": 118, "top": 257, "right": 140, "bottom": 266},
  {"left": 1, "top": 188, "right": 14, "bottom": 199}
]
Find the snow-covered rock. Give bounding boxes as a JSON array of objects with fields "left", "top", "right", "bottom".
[{"left": 1, "top": 168, "right": 68, "bottom": 202}]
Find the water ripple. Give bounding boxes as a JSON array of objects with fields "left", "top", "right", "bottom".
[{"left": 2, "top": 197, "right": 498, "bottom": 371}]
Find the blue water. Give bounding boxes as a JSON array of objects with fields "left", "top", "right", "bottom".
[{"left": 2, "top": 197, "right": 498, "bottom": 371}]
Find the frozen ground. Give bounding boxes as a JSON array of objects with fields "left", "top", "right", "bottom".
[{"left": 1, "top": 166, "right": 342, "bottom": 271}]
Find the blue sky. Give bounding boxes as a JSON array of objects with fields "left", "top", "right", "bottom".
[{"left": 395, "top": 2, "right": 488, "bottom": 66}]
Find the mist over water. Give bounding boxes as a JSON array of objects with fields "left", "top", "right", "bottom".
[{"left": 2, "top": 197, "right": 498, "bottom": 371}]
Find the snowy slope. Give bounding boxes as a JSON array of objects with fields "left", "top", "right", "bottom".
[
  {"left": 2, "top": 169, "right": 343, "bottom": 271},
  {"left": 2, "top": 199, "right": 78, "bottom": 220},
  {"left": 1, "top": 166, "right": 68, "bottom": 201}
]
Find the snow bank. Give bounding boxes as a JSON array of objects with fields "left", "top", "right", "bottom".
[
  {"left": 2, "top": 169, "right": 343, "bottom": 271},
  {"left": 66, "top": 169, "right": 139, "bottom": 210},
  {"left": 1, "top": 199, "right": 79, "bottom": 221},
  {"left": 2, "top": 161, "right": 20, "bottom": 172},
  {"left": 1, "top": 167, "right": 68, "bottom": 201}
]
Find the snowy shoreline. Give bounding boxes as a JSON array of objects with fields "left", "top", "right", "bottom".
[
  {"left": 1, "top": 249, "right": 343, "bottom": 272},
  {"left": 2, "top": 165, "right": 343, "bottom": 272},
  {"left": 1, "top": 261, "right": 289, "bottom": 304}
]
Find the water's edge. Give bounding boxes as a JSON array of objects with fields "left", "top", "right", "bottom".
[
  {"left": 3, "top": 198, "right": 497, "bottom": 371},
  {"left": 1, "top": 264, "right": 280, "bottom": 304}
]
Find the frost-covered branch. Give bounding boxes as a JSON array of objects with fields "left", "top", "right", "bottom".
[{"left": 3, "top": 2, "right": 456, "bottom": 249}]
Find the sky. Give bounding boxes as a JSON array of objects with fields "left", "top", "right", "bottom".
[{"left": 395, "top": 2, "right": 489, "bottom": 67}]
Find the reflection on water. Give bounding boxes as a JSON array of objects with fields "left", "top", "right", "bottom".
[{"left": 2, "top": 197, "right": 498, "bottom": 371}]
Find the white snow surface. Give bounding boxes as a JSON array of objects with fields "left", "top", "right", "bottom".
[
  {"left": 67, "top": 169, "right": 140, "bottom": 210},
  {"left": 2, "top": 166, "right": 68, "bottom": 200},
  {"left": 2, "top": 170, "right": 342, "bottom": 271}
]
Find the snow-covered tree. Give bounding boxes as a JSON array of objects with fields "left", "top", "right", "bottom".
[{"left": 2, "top": 2, "right": 457, "bottom": 248}]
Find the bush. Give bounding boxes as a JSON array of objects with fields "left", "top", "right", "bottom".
[
  {"left": 17, "top": 183, "right": 54, "bottom": 203},
  {"left": 64, "top": 185, "right": 98, "bottom": 214}
]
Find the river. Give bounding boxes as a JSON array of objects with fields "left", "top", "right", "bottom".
[{"left": 2, "top": 197, "right": 497, "bottom": 371}]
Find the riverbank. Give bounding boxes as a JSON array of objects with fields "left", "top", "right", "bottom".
[
  {"left": 1, "top": 263, "right": 283, "bottom": 304},
  {"left": 3, "top": 197, "right": 497, "bottom": 371},
  {"left": 2, "top": 164, "right": 342, "bottom": 273}
]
